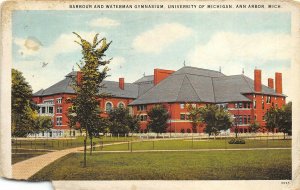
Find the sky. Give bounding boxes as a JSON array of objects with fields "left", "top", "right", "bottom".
[{"left": 12, "top": 11, "right": 292, "bottom": 99}]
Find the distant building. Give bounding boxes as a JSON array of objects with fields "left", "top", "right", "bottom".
[{"left": 32, "top": 66, "right": 286, "bottom": 136}]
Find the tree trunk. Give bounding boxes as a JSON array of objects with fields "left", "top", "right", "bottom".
[
  {"left": 284, "top": 132, "right": 286, "bottom": 140},
  {"left": 90, "top": 137, "right": 93, "bottom": 155},
  {"left": 83, "top": 136, "right": 87, "bottom": 167}
]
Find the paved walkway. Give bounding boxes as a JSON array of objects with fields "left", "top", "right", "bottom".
[{"left": 12, "top": 141, "right": 129, "bottom": 180}]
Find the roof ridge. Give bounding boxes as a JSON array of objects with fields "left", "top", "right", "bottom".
[
  {"left": 172, "top": 73, "right": 220, "bottom": 78},
  {"left": 182, "top": 66, "right": 223, "bottom": 73},
  {"left": 186, "top": 75, "right": 202, "bottom": 102},
  {"left": 175, "top": 75, "right": 188, "bottom": 102}
]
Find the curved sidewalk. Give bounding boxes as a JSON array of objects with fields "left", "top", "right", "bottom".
[{"left": 12, "top": 141, "right": 128, "bottom": 180}]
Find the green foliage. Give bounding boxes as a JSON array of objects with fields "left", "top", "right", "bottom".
[
  {"left": 265, "top": 102, "right": 292, "bottom": 137},
  {"left": 147, "top": 105, "right": 169, "bottom": 134},
  {"left": 249, "top": 121, "right": 260, "bottom": 133},
  {"left": 108, "top": 107, "right": 140, "bottom": 135},
  {"left": 228, "top": 138, "right": 246, "bottom": 144},
  {"left": 68, "top": 33, "right": 112, "bottom": 137},
  {"left": 11, "top": 69, "right": 35, "bottom": 137},
  {"left": 32, "top": 115, "right": 53, "bottom": 135},
  {"left": 199, "top": 105, "right": 232, "bottom": 136},
  {"left": 187, "top": 105, "right": 202, "bottom": 132}
]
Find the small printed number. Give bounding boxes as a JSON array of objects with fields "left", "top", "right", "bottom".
[{"left": 281, "top": 181, "right": 290, "bottom": 185}]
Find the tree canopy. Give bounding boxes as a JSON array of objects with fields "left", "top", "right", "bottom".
[
  {"left": 67, "top": 33, "right": 112, "bottom": 165},
  {"left": 199, "top": 105, "right": 232, "bottom": 136},
  {"left": 147, "top": 105, "right": 169, "bottom": 134},
  {"left": 12, "top": 69, "right": 35, "bottom": 137},
  {"left": 108, "top": 107, "right": 140, "bottom": 135}
]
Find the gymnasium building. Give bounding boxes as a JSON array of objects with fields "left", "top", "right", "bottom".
[{"left": 32, "top": 66, "right": 286, "bottom": 136}]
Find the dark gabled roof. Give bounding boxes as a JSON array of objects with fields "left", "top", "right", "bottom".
[
  {"left": 33, "top": 71, "right": 139, "bottom": 98},
  {"left": 129, "top": 67, "right": 285, "bottom": 105},
  {"left": 99, "top": 81, "right": 138, "bottom": 99},
  {"left": 134, "top": 75, "right": 154, "bottom": 84}
]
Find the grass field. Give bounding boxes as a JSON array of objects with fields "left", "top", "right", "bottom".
[
  {"left": 96, "top": 139, "right": 291, "bottom": 151},
  {"left": 29, "top": 149, "right": 291, "bottom": 180}
]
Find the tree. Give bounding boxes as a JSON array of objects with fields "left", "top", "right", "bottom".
[
  {"left": 187, "top": 105, "right": 201, "bottom": 133},
  {"left": 278, "top": 102, "right": 292, "bottom": 139},
  {"left": 68, "top": 32, "right": 112, "bottom": 167},
  {"left": 249, "top": 121, "right": 260, "bottom": 133},
  {"left": 32, "top": 114, "right": 52, "bottom": 137},
  {"left": 12, "top": 69, "right": 35, "bottom": 137},
  {"left": 199, "top": 105, "right": 232, "bottom": 138},
  {"left": 108, "top": 107, "right": 140, "bottom": 136},
  {"left": 265, "top": 102, "right": 292, "bottom": 139},
  {"left": 264, "top": 106, "right": 279, "bottom": 133},
  {"left": 147, "top": 105, "right": 169, "bottom": 134}
]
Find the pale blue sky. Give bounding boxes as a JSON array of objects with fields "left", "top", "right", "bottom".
[{"left": 12, "top": 10, "right": 291, "bottom": 96}]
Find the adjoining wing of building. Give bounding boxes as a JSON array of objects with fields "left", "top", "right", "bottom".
[{"left": 32, "top": 66, "right": 285, "bottom": 137}]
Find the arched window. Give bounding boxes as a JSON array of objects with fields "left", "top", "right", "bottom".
[
  {"left": 105, "top": 102, "right": 113, "bottom": 112},
  {"left": 118, "top": 102, "right": 125, "bottom": 108}
]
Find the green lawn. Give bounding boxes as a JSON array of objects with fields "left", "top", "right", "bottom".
[
  {"left": 96, "top": 139, "right": 291, "bottom": 151},
  {"left": 29, "top": 149, "right": 291, "bottom": 180}
]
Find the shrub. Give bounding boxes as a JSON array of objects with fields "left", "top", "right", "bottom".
[
  {"left": 181, "top": 129, "right": 185, "bottom": 133},
  {"left": 228, "top": 138, "right": 246, "bottom": 144}
]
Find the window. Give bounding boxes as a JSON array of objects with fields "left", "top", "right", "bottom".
[
  {"left": 262, "top": 101, "right": 265, "bottom": 109},
  {"left": 239, "top": 116, "right": 243, "bottom": 125},
  {"left": 41, "top": 107, "right": 46, "bottom": 114},
  {"left": 56, "top": 98, "right": 62, "bottom": 104},
  {"left": 235, "top": 103, "right": 238, "bottom": 109},
  {"left": 239, "top": 103, "right": 243, "bottom": 108},
  {"left": 49, "top": 107, "right": 54, "bottom": 114},
  {"left": 180, "top": 114, "right": 185, "bottom": 120},
  {"left": 247, "top": 115, "right": 251, "bottom": 124},
  {"left": 56, "top": 107, "right": 62, "bottom": 114},
  {"left": 180, "top": 104, "right": 185, "bottom": 109},
  {"left": 253, "top": 94, "right": 256, "bottom": 98},
  {"left": 253, "top": 101, "right": 256, "bottom": 109},
  {"left": 139, "top": 115, "right": 147, "bottom": 121},
  {"left": 267, "top": 96, "right": 271, "bottom": 103},
  {"left": 118, "top": 102, "right": 125, "bottom": 108},
  {"left": 105, "top": 102, "right": 113, "bottom": 112},
  {"left": 137, "top": 105, "right": 147, "bottom": 111},
  {"left": 43, "top": 100, "right": 54, "bottom": 104},
  {"left": 56, "top": 117, "right": 62, "bottom": 126},
  {"left": 243, "top": 103, "right": 250, "bottom": 109}
]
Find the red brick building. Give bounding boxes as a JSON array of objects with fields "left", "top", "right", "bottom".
[{"left": 32, "top": 66, "right": 286, "bottom": 136}]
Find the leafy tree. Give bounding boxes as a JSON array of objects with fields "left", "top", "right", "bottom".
[
  {"left": 199, "top": 105, "right": 232, "bottom": 138},
  {"left": 32, "top": 114, "right": 52, "bottom": 137},
  {"left": 68, "top": 32, "right": 112, "bottom": 167},
  {"left": 108, "top": 107, "right": 140, "bottom": 136},
  {"left": 264, "top": 106, "right": 279, "bottom": 133},
  {"left": 265, "top": 102, "right": 292, "bottom": 139},
  {"left": 279, "top": 102, "right": 292, "bottom": 139},
  {"left": 249, "top": 121, "right": 260, "bottom": 133},
  {"left": 12, "top": 69, "right": 35, "bottom": 137},
  {"left": 147, "top": 105, "right": 169, "bottom": 134},
  {"left": 187, "top": 105, "right": 201, "bottom": 133}
]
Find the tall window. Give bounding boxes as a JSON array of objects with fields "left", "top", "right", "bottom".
[
  {"left": 56, "top": 107, "right": 62, "bottom": 114},
  {"left": 118, "top": 102, "right": 125, "bottom": 108},
  {"left": 56, "top": 117, "right": 62, "bottom": 126},
  {"left": 56, "top": 98, "right": 62, "bottom": 104},
  {"left": 262, "top": 101, "right": 265, "bottom": 109},
  {"left": 137, "top": 105, "right": 147, "bottom": 111},
  {"left": 105, "top": 102, "right": 113, "bottom": 112},
  {"left": 180, "top": 104, "right": 185, "bottom": 109},
  {"left": 180, "top": 114, "right": 185, "bottom": 120},
  {"left": 253, "top": 101, "right": 256, "bottom": 109},
  {"left": 49, "top": 107, "right": 53, "bottom": 114},
  {"left": 267, "top": 96, "right": 271, "bottom": 103},
  {"left": 139, "top": 115, "right": 147, "bottom": 121}
]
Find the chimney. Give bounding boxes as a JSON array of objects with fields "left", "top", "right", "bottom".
[
  {"left": 268, "top": 78, "right": 274, "bottom": 89},
  {"left": 275, "top": 72, "right": 282, "bottom": 94},
  {"left": 77, "top": 71, "right": 82, "bottom": 85},
  {"left": 154, "top": 68, "right": 175, "bottom": 85},
  {"left": 254, "top": 69, "right": 262, "bottom": 92},
  {"left": 119, "top": 77, "right": 124, "bottom": 90}
]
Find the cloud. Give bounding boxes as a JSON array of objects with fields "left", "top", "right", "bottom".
[
  {"left": 186, "top": 31, "right": 292, "bottom": 100},
  {"left": 133, "top": 23, "right": 193, "bottom": 53},
  {"left": 187, "top": 32, "right": 291, "bottom": 68},
  {"left": 89, "top": 18, "right": 120, "bottom": 28},
  {"left": 13, "top": 31, "right": 103, "bottom": 63}
]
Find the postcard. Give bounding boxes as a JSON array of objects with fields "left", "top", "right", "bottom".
[{"left": 1, "top": 0, "right": 300, "bottom": 189}]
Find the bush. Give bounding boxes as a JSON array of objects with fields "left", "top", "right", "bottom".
[
  {"left": 181, "top": 129, "right": 185, "bottom": 133},
  {"left": 228, "top": 138, "right": 246, "bottom": 144}
]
